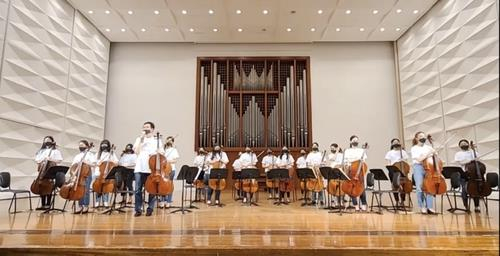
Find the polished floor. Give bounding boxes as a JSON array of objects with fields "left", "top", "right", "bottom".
[{"left": 0, "top": 190, "right": 498, "bottom": 256}]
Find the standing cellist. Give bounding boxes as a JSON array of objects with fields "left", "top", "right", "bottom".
[
  {"left": 205, "top": 145, "right": 229, "bottom": 205},
  {"left": 454, "top": 139, "right": 480, "bottom": 212},
  {"left": 71, "top": 140, "right": 97, "bottom": 214},
  {"left": 239, "top": 147, "right": 258, "bottom": 203},
  {"left": 94, "top": 139, "right": 118, "bottom": 208},
  {"left": 262, "top": 149, "right": 278, "bottom": 199},
  {"left": 385, "top": 138, "right": 409, "bottom": 207},
  {"left": 133, "top": 121, "right": 164, "bottom": 217},
  {"left": 277, "top": 146, "right": 294, "bottom": 203},
  {"left": 160, "top": 136, "right": 179, "bottom": 209},
  {"left": 34, "top": 136, "right": 63, "bottom": 210},
  {"left": 343, "top": 136, "right": 368, "bottom": 211},
  {"left": 327, "top": 143, "right": 343, "bottom": 207},
  {"left": 410, "top": 131, "right": 437, "bottom": 214},
  {"left": 306, "top": 142, "right": 325, "bottom": 206}
]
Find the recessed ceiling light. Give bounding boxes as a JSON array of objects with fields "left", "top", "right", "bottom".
[
  {"left": 413, "top": 10, "right": 419, "bottom": 14},
  {"left": 396, "top": 27, "right": 401, "bottom": 31},
  {"left": 286, "top": 28, "right": 292, "bottom": 32},
  {"left": 359, "top": 28, "right": 365, "bottom": 32},
  {"left": 213, "top": 28, "right": 218, "bottom": 32},
  {"left": 317, "top": 10, "right": 323, "bottom": 14},
  {"left": 141, "top": 28, "right": 146, "bottom": 32},
  {"left": 105, "top": 28, "right": 110, "bottom": 32},
  {"left": 128, "top": 10, "right": 133, "bottom": 15},
  {"left": 154, "top": 10, "right": 160, "bottom": 15},
  {"left": 372, "top": 10, "right": 378, "bottom": 14},
  {"left": 310, "top": 28, "right": 316, "bottom": 32},
  {"left": 237, "top": 28, "right": 243, "bottom": 32},
  {"left": 335, "top": 28, "right": 341, "bottom": 32},
  {"left": 88, "top": 10, "right": 93, "bottom": 14},
  {"left": 182, "top": 10, "right": 187, "bottom": 15},
  {"left": 236, "top": 9, "right": 242, "bottom": 14},
  {"left": 164, "top": 28, "right": 170, "bottom": 32},
  {"left": 396, "top": 9, "right": 402, "bottom": 13},
  {"left": 189, "top": 28, "right": 194, "bottom": 32},
  {"left": 380, "top": 27, "right": 385, "bottom": 32},
  {"left": 208, "top": 9, "right": 214, "bottom": 14},
  {"left": 105, "top": 10, "right": 110, "bottom": 14},
  {"left": 345, "top": 9, "right": 351, "bottom": 14},
  {"left": 262, "top": 9, "right": 269, "bottom": 14},
  {"left": 121, "top": 28, "right": 126, "bottom": 32}
]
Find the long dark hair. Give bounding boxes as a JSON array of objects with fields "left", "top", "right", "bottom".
[
  {"left": 390, "top": 138, "right": 400, "bottom": 150},
  {"left": 121, "top": 143, "right": 134, "bottom": 157},
  {"left": 330, "top": 143, "right": 343, "bottom": 153},
  {"left": 97, "top": 139, "right": 111, "bottom": 159},
  {"left": 40, "top": 136, "right": 56, "bottom": 150}
]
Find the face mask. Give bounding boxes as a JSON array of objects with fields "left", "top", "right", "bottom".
[
  {"left": 330, "top": 149, "right": 336, "bottom": 153},
  {"left": 460, "top": 145, "right": 469, "bottom": 151},
  {"left": 79, "top": 147, "right": 87, "bottom": 152},
  {"left": 44, "top": 142, "right": 53, "bottom": 148},
  {"left": 419, "top": 138, "right": 426, "bottom": 144},
  {"left": 282, "top": 150, "right": 289, "bottom": 154},
  {"left": 392, "top": 144, "right": 401, "bottom": 149},
  {"left": 351, "top": 142, "right": 359, "bottom": 147},
  {"left": 143, "top": 129, "right": 151, "bottom": 134},
  {"left": 246, "top": 150, "right": 251, "bottom": 153},
  {"left": 312, "top": 147, "right": 318, "bottom": 151},
  {"left": 101, "top": 145, "right": 109, "bottom": 150}
]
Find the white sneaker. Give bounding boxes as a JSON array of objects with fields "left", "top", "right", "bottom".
[
  {"left": 215, "top": 200, "right": 220, "bottom": 205},
  {"left": 158, "top": 202, "right": 165, "bottom": 208},
  {"left": 268, "top": 194, "right": 272, "bottom": 199},
  {"left": 103, "top": 202, "right": 109, "bottom": 207},
  {"left": 420, "top": 208, "right": 427, "bottom": 214},
  {"left": 243, "top": 197, "right": 247, "bottom": 203},
  {"left": 360, "top": 205, "right": 367, "bottom": 211},
  {"left": 166, "top": 203, "right": 171, "bottom": 208},
  {"left": 95, "top": 202, "right": 100, "bottom": 208},
  {"left": 428, "top": 208, "right": 436, "bottom": 214},
  {"left": 286, "top": 198, "right": 290, "bottom": 203},
  {"left": 355, "top": 205, "right": 360, "bottom": 211},
  {"left": 207, "top": 200, "right": 211, "bottom": 205}
]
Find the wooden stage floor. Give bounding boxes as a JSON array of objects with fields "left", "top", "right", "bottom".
[{"left": 0, "top": 192, "right": 498, "bottom": 255}]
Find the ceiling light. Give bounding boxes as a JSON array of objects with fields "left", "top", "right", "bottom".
[
  {"left": 345, "top": 10, "right": 351, "bottom": 14},
  {"left": 310, "top": 28, "right": 316, "bottom": 32},
  {"left": 372, "top": 10, "right": 378, "bottom": 14},
  {"left": 396, "top": 27, "right": 401, "bottom": 31},
  {"left": 413, "top": 10, "right": 419, "bottom": 14},
  {"left": 189, "top": 28, "right": 194, "bottom": 32},
  {"left": 396, "top": 9, "right": 402, "bottom": 13},
  {"left": 236, "top": 9, "right": 242, "bottom": 14},
  {"left": 380, "top": 27, "right": 385, "bottom": 32},
  {"left": 154, "top": 10, "right": 160, "bottom": 15},
  {"left": 182, "top": 10, "right": 187, "bottom": 15},
  {"left": 237, "top": 28, "right": 243, "bottom": 32},
  {"left": 105, "top": 28, "right": 110, "bottom": 32},
  {"left": 88, "top": 10, "right": 93, "bottom": 14},
  {"left": 335, "top": 28, "right": 341, "bottom": 32},
  {"left": 359, "top": 28, "right": 365, "bottom": 32},
  {"left": 164, "top": 28, "right": 170, "bottom": 32},
  {"left": 286, "top": 28, "right": 292, "bottom": 32},
  {"left": 105, "top": 10, "right": 110, "bottom": 14},
  {"left": 213, "top": 28, "right": 218, "bottom": 32},
  {"left": 121, "top": 28, "right": 126, "bottom": 32},
  {"left": 317, "top": 10, "right": 323, "bottom": 14},
  {"left": 128, "top": 10, "right": 133, "bottom": 15},
  {"left": 208, "top": 9, "right": 214, "bottom": 14},
  {"left": 262, "top": 10, "right": 269, "bottom": 14},
  {"left": 141, "top": 28, "right": 146, "bottom": 32}
]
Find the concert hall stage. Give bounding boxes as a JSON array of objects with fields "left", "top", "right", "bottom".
[{"left": 0, "top": 193, "right": 498, "bottom": 256}]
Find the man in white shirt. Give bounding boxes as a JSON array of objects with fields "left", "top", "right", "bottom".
[
  {"left": 262, "top": 149, "right": 279, "bottom": 199},
  {"left": 295, "top": 149, "right": 307, "bottom": 169},
  {"left": 454, "top": 139, "right": 480, "bottom": 212},
  {"left": 239, "top": 147, "right": 258, "bottom": 168},
  {"left": 306, "top": 142, "right": 326, "bottom": 205}
]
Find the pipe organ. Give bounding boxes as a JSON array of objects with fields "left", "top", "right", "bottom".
[{"left": 196, "top": 57, "right": 311, "bottom": 150}]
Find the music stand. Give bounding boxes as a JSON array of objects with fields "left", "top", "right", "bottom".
[
  {"left": 328, "top": 168, "right": 352, "bottom": 215},
  {"left": 385, "top": 165, "right": 410, "bottom": 213},
  {"left": 232, "top": 171, "right": 243, "bottom": 201},
  {"left": 296, "top": 168, "right": 316, "bottom": 207},
  {"left": 269, "top": 168, "right": 290, "bottom": 205},
  {"left": 42, "top": 166, "right": 69, "bottom": 214},
  {"left": 319, "top": 167, "right": 336, "bottom": 210},
  {"left": 171, "top": 166, "right": 196, "bottom": 214},
  {"left": 192, "top": 168, "right": 206, "bottom": 203},
  {"left": 241, "top": 168, "right": 260, "bottom": 206},
  {"left": 266, "top": 170, "right": 279, "bottom": 200},
  {"left": 115, "top": 167, "right": 134, "bottom": 210},
  {"left": 209, "top": 168, "right": 228, "bottom": 207},
  {"left": 442, "top": 166, "right": 468, "bottom": 213},
  {"left": 368, "top": 169, "right": 396, "bottom": 214},
  {"left": 188, "top": 167, "right": 203, "bottom": 208},
  {"left": 101, "top": 166, "right": 125, "bottom": 215}
]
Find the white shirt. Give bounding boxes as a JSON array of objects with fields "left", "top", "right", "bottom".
[
  {"left": 119, "top": 153, "right": 137, "bottom": 168},
  {"left": 95, "top": 151, "right": 119, "bottom": 176},
  {"left": 296, "top": 155, "right": 307, "bottom": 169},
  {"left": 277, "top": 153, "right": 295, "bottom": 169},
  {"left": 385, "top": 149, "right": 409, "bottom": 165},
  {"left": 71, "top": 151, "right": 97, "bottom": 166},
  {"left": 328, "top": 152, "right": 343, "bottom": 167},
  {"left": 208, "top": 151, "right": 229, "bottom": 170},
  {"left": 454, "top": 150, "right": 476, "bottom": 169},
  {"left": 193, "top": 154, "right": 209, "bottom": 171},
  {"left": 343, "top": 147, "right": 367, "bottom": 163},
  {"left": 262, "top": 154, "right": 278, "bottom": 172},
  {"left": 133, "top": 136, "right": 164, "bottom": 174},
  {"left": 239, "top": 152, "right": 258, "bottom": 168},
  {"left": 305, "top": 151, "right": 325, "bottom": 167},
  {"left": 35, "top": 148, "right": 63, "bottom": 164},
  {"left": 164, "top": 147, "right": 180, "bottom": 171},
  {"left": 232, "top": 158, "right": 242, "bottom": 172},
  {"left": 411, "top": 144, "right": 433, "bottom": 164}
]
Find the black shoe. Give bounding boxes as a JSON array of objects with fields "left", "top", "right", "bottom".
[
  {"left": 320, "top": 201, "right": 324, "bottom": 206},
  {"left": 35, "top": 206, "right": 45, "bottom": 211},
  {"left": 474, "top": 207, "right": 481, "bottom": 213},
  {"left": 73, "top": 209, "right": 82, "bottom": 214},
  {"left": 134, "top": 211, "right": 142, "bottom": 217},
  {"left": 146, "top": 209, "right": 153, "bottom": 216}
]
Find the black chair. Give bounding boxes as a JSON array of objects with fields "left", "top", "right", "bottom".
[
  {"left": 0, "top": 172, "right": 32, "bottom": 214},
  {"left": 368, "top": 169, "right": 397, "bottom": 214},
  {"left": 442, "top": 172, "right": 466, "bottom": 213}
]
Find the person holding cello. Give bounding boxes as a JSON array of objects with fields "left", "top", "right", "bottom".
[
  {"left": 262, "top": 148, "right": 279, "bottom": 199},
  {"left": 70, "top": 140, "right": 97, "bottom": 214},
  {"left": 205, "top": 145, "right": 229, "bottom": 205},
  {"left": 306, "top": 142, "right": 325, "bottom": 206},
  {"left": 193, "top": 147, "right": 209, "bottom": 201},
  {"left": 410, "top": 131, "right": 437, "bottom": 214},
  {"left": 327, "top": 143, "right": 343, "bottom": 206},
  {"left": 385, "top": 138, "right": 409, "bottom": 207},
  {"left": 118, "top": 144, "right": 136, "bottom": 204},
  {"left": 94, "top": 139, "right": 118, "bottom": 208},
  {"left": 239, "top": 147, "right": 258, "bottom": 203},
  {"left": 454, "top": 139, "right": 480, "bottom": 212},
  {"left": 232, "top": 152, "right": 243, "bottom": 199},
  {"left": 277, "top": 146, "right": 294, "bottom": 203},
  {"left": 343, "top": 136, "right": 368, "bottom": 211},
  {"left": 34, "top": 136, "right": 63, "bottom": 210},
  {"left": 159, "top": 136, "right": 179, "bottom": 209},
  {"left": 133, "top": 121, "right": 164, "bottom": 217}
]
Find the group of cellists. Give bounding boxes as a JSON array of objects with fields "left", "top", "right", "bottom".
[{"left": 31, "top": 121, "right": 491, "bottom": 216}]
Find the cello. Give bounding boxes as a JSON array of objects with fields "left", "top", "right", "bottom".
[
  {"left": 393, "top": 146, "right": 412, "bottom": 193},
  {"left": 327, "top": 151, "right": 345, "bottom": 197},
  {"left": 465, "top": 141, "right": 491, "bottom": 198},
  {"left": 278, "top": 153, "right": 294, "bottom": 195},
  {"left": 306, "top": 150, "right": 326, "bottom": 193},
  {"left": 208, "top": 151, "right": 227, "bottom": 191},
  {"left": 265, "top": 154, "right": 279, "bottom": 189},
  {"left": 341, "top": 143, "right": 368, "bottom": 197},
  {"left": 242, "top": 150, "right": 264, "bottom": 195},
  {"left": 145, "top": 133, "right": 173, "bottom": 196},
  {"left": 92, "top": 145, "right": 117, "bottom": 195},
  {"left": 422, "top": 135, "right": 447, "bottom": 195},
  {"left": 31, "top": 145, "right": 57, "bottom": 196},
  {"left": 60, "top": 143, "right": 94, "bottom": 201}
]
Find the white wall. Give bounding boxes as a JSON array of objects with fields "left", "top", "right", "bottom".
[
  {"left": 106, "top": 42, "right": 400, "bottom": 169},
  {"left": 0, "top": 0, "right": 110, "bottom": 197}
]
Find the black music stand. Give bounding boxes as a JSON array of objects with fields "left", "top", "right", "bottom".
[
  {"left": 369, "top": 168, "right": 396, "bottom": 214},
  {"left": 241, "top": 168, "right": 260, "bottom": 206},
  {"left": 296, "top": 168, "right": 316, "bottom": 207},
  {"left": 328, "top": 168, "right": 352, "bottom": 215},
  {"left": 320, "top": 166, "right": 337, "bottom": 210},
  {"left": 188, "top": 166, "right": 203, "bottom": 208},
  {"left": 192, "top": 168, "right": 206, "bottom": 203},
  {"left": 42, "top": 166, "right": 69, "bottom": 214},
  {"left": 385, "top": 165, "right": 410, "bottom": 213},
  {"left": 171, "top": 165, "right": 196, "bottom": 214},
  {"left": 232, "top": 171, "right": 243, "bottom": 201},
  {"left": 269, "top": 168, "right": 290, "bottom": 205},
  {"left": 442, "top": 166, "right": 467, "bottom": 213},
  {"left": 266, "top": 170, "right": 279, "bottom": 200},
  {"left": 209, "top": 168, "right": 228, "bottom": 207},
  {"left": 102, "top": 166, "right": 125, "bottom": 215},
  {"left": 115, "top": 167, "right": 134, "bottom": 210}
]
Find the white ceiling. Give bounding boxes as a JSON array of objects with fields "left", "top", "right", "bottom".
[{"left": 67, "top": 0, "right": 438, "bottom": 43}]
